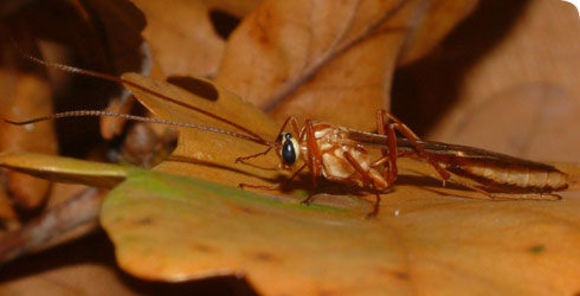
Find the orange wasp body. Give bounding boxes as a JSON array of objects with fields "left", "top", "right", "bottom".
[
  {"left": 236, "top": 111, "right": 568, "bottom": 216},
  {"left": 5, "top": 55, "right": 570, "bottom": 217}
]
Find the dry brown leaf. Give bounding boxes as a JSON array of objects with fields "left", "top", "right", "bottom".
[
  {"left": 393, "top": 0, "right": 580, "bottom": 164},
  {"left": 0, "top": 187, "right": 18, "bottom": 229},
  {"left": 121, "top": 73, "right": 284, "bottom": 188},
  {"left": 206, "top": 0, "right": 265, "bottom": 17},
  {"left": 0, "top": 187, "right": 105, "bottom": 263},
  {"left": 397, "top": 0, "right": 478, "bottom": 65},
  {"left": 0, "top": 37, "right": 57, "bottom": 209},
  {"left": 0, "top": 232, "right": 139, "bottom": 296},
  {"left": 3, "top": 0, "right": 149, "bottom": 140},
  {"left": 43, "top": 184, "right": 104, "bottom": 249},
  {"left": 0, "top": 264, "right": 138, "bottom": 296},
  {"left": 75, "top": 0, "right": 151, "bottom": 139},
  {"left": 130, "top": 0, "right": 262, "bottom": 78},
  {"left": 215, "top": 0, "right": 477, "bottom": 130},
  {"left": 2, "top": 1, "right": 579, "bottom": 295},
  {"left": 11, "top": 0, "right": 147, "bottom": 77},
  {"left": 441, "top": 85, "right": 580, "bottom": 163},
  {"left": 100, "top": 161, "right": 580, "bottom": 295},
  {"left": 1, "top": 151, "right": 579, "bottom": 295},
  {"left": 0, "top": 153, "right": 129, "bottom": 265},
  {"left": 100, "top": 94, "right": 133, "bottom": 139}
]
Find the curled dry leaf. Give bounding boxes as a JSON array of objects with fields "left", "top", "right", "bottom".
[
  {"left": 216, "top": 0, "right": 478, "bottom": 130},
  {"left": 0, "top": 152, "right": 129, "bottom": 188},
  {"left": 76, "top": 0, "right": 151, "bottom": 139},
  {"left": 0, "top": 37, "right": 57, "bottom": 210},
  {"left": 4, "top": 0, "right": 150, "bottom": 140}
]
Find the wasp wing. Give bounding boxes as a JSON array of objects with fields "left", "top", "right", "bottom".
[{"left": 344, "top": 128, "right": 559, "bottom": 171}]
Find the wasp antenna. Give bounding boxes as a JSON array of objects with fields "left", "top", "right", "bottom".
[
  {"left": 11, "top": 41, "right": 127, "bottom": 85},
  {"left": 2, "top": 111, "right": 272, "bottom": 146},
  {"left": 15, "top": 47, "right": 269, "bottom": 144}
]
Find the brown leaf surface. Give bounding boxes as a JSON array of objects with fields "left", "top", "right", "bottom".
[
  {"left": 0, "top": 187, "right": 17, "bottom": 229},
  {"left": 394, "top": 0, "right": 580, "bottom": 163},
  {"left": 2, "top": 0, "right": 580, "bottom": 295},
  {"left": 130, "top": 0, "right": 262, "bottom": 78},
  {"left": 215, "top": 0, "right": 477, "bottom": 130},
  {"left": 0, "top": 230, "right": 141, "bottom": 296},
  {"left": 396, "top": 0, "right": 478, "bottom": 65},
  {"left": 0, "top": 263, "right": 138, "bottom": 296},
  {"left": 0, "top": 187, "right": 105, "bottom": 264},
  {"left": 0, "top": 38, "right": 57, "bottom": 210},
  {"left": 433, "top": 0, "right": 580, "bottom": 146},
  {"left": 4, "top": 0, "right": 149, "bottom": 141},
  {"left": 101, "top": 163, "right": 580, "bottom": 296},
  {"left": 73, "top": 0, "right": 150, "bottom": 139},
  {"left": 122, "top": 73, "right": 285, "bottom": 187},
  {"left": 104, "top": 2, "right": 580, "bottom": 294}
]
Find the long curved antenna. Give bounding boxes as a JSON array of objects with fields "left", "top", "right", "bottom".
[
  {"left": 2, "top": 110, "right": 272, "bottom": 146},
  {"left": 18, "top": 51, "right": 270, "bottom": 146}
]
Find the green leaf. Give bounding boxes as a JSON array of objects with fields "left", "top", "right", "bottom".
[{"left": 101, "top": 166, "right": 580, "bottom": 296}]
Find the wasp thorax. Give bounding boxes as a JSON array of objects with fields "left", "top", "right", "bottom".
[{"left": 278, "top": 132, "right": 300, "bottom": 166}]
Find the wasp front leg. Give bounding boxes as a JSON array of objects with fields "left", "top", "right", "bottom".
[
  {"left": 238, "top": 116, "right": 308, "bottom": 195},
  {"left": 300, "top": 119, "right": 324, "bottom": 205},
  {"left": 235, "top": 116, "right": 301, "bottom": 164},
  {"left": 238, "top": 164, "right": 307, "bottom": 190}
]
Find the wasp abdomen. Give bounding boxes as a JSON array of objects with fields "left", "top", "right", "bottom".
[{"left": 449, "top": 165, "right": 569, "bottom": 192}]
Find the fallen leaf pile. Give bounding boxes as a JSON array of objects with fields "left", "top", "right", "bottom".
[{"left": 0, "top": 0, "right": 579, "bottom": 295}]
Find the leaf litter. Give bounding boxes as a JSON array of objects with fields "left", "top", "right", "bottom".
[{"left": 1, "top": 0, "right": 580, "bottom": 295}]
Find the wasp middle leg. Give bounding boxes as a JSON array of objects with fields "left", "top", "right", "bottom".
[{"left": 377, "top": 110, "right": 452, "bottom": 185}]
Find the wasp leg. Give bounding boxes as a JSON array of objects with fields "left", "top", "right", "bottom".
[
  {"left": 382, "top": 111, "right": 452, "bottom": 185},
  {"left": 435, "top": 175, "right": 495, "bottom": 199},
  {"left": 235, "top": 116, "right": 301, "bottom": 164},
  {"left": 301, "top": 119, "right": 323, "bottom": 205},
  {"left": 376, "top": 110, "right": 398, "bottom": 184},
  {"left": 239, "top": 164, "right": 307, "bottom": 191},
  {"left": 343, "top": 151, "right": 385, "bottom": 218},
  {"left": 235, "top": 146, "right": 273, "bottom": 163}
]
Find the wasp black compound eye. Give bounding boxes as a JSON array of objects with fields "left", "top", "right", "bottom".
[
  {"left": 279, "top": 133, "right": 300, "bottom": 166},
  {"left": 282, "top": 139, "right": 297, "bottom": 165}
]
